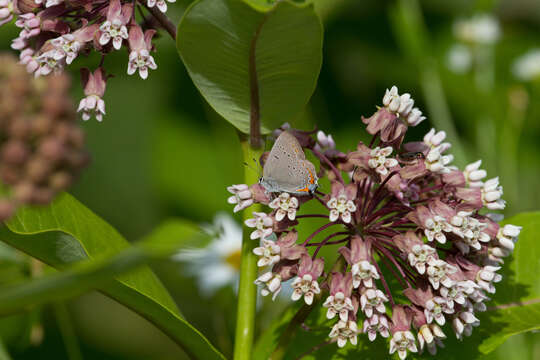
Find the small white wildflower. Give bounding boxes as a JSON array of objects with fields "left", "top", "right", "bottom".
[
  {"left": 351, "top": 260, "right": 379, "bottom": 288},
  {"left": 291, "top": 274, "right": 320, "bottom": 305},
  {"left": 363, "top": 314, "right": 390, "bottom": 341},
  {"left": 227, "top": 184, "right": 253, "bottom": 213},
  {"left": 389, "top": 331, "right": 418, "bottom": 360},
  {"left": 463, "top": 160, "right": 487, "bottom": 188},
  {"left": 254, "top": 272, "right": 282, "bottom": 300},
  {"left": 253, "top": 239, "right": 280, "bottom": 267},
  {"left": 329, "top": 320, "right": 358, "bottom": 348},
  {"left": 244, "top": 212, "right": 273, "bottom": 240},
  {"left": 453, "top": 14, "right": 500, "bottom": 45},
  {"left": 482, "top": 177, "right": 505, "bottom": 210},
  {"left": 368, "top": 146, "right": 398, "bottom": 176},
  {"left": 426, "top": 259, "right": 457, "bottom": 290},
  {"left": 360, "top": 288, "right": 388, "bottom": 318},
  {"left": 408, "top": 244, "right": 437, "bottom": 274},
  {"left": 512, "top": 49, "right": 540, "bottom": 81},
  {"left": 327, "top": 194, "right": 356, "bottom": 223},
  {"left": 323, "top": 292, "right": 354, "bottom": 321},
  {"left": 269, "top": 192, "right": 298, "bottom": 221}
]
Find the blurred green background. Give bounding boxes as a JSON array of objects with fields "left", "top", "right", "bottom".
[{"left": 1, "top": 0, "right": 540, "bottom": 359}]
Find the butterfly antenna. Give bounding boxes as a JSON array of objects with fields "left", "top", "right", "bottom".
[{"left": 243, "top": 161, "right": 260, "bottom": 176}]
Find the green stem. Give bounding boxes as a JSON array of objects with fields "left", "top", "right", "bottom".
[
  {"left": 53, "top": 302, "right": 83, "bottom": 360},
  {"left": 233, "top": 135, "right": 264, "bottom": 360},
  {"left": 390, "top": 0, "right": 467, "bottom": 166}
]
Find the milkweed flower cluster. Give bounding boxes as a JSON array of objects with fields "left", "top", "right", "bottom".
[
  {"left": 1, "top": 0, "right": 177, "bottom": 122},
  {"left": 226, "top": 86, "right": 521, "bottom": 358},
  {"left": 0, "top": 54, "right": 88, "bottom": 221}
]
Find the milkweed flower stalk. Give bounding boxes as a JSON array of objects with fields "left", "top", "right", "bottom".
[
  {"left": 1, "top": 0, "right": 177, "bottom": 122},
  {"left": 0, "top": 53, "right": 88, "bottom": 221},
  {"left": 226, "top": 86, "right": 521, "bottom": 358}
]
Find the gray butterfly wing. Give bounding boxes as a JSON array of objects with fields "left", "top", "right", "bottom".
[{"left": 262, "top": 132, "right": 307, "bottom": 192}]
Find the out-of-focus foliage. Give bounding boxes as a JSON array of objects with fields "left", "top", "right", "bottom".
[
  {"left": 0, "top": 0, "right": 539, "bottom": 359},
  {"left": 177, "top": 0, "right": 323, "bottom": 134}
]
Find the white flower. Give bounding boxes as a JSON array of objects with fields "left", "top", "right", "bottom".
[
  {"left": 368, "top": 146, "right": 398, "bottom": 176},
  {"left": 424, "top": 297, "right": 453, "bottom": 326},
  {"left": 35, "top": 0, "right": 63, "bottom": 7},
  {"left": 269, "top": 192, "right": 298, "bottom": 221},
  {"left": 383, "top": 86, "right": 414, "bottom": 116},
  {"left": 425, "top": 147, "right": 453, "bottom": 174},
  {"left": 408, "top": 244, "right": 437, "bottom": 274},
  {"left": 253, "top": 239, "right": 280, "bottom": 267},
  {"left": 389, "top": 331, "right": 417, "bottom": 360},
  {"left": 447, "top": 44, "right": 472, "bottom": 73},
  {"left": 351, "top": 260, "right": 379, "bottom": 288},
  {"left": 440, "top": 280, "right": 477, "bottom": 307},
  {"left": 463, "top": 160, "right": 487, "bottom": 188},
  {"left": 127, "top": 49, "right": 157, "bottom": 79},
  {"left": 360, "top": 288, "right": 388, "bottom": 318},
  {"left": 50, "top": 34, "right": 82, "bottom": 65},
  {"left": 314, "top": 130, "right": 335, "bottom": 152},
  {"left": 323, "top": 292, "right": 354, "bottom": 321},
  {"left": 482, "top": 177, "right": 505, "bottom": 210},
  {"left": 244, "top": 212, "right": 273, "bottom": 240},
  {"left": 99, "top": 20, "right": 128, "bottom": 50},
  {"left": 452, "top": 310, "right": 480, "bottom": 340},
  {"left": 78, "top": 95, "right": 106, "bottom": 122},
  {"left": 35, "top": 50, "right": 65, "bottom": 76},
  {"left": 426, "top": 259, "right": 457, "bottom": 290},
  {"left": 327, "top": 194, "right": 356, "bottom": 223},
  {"left": 329, "top": 320, "right": 358, "bottom": 348},
  {"left": 227, "top": 184, "right": 253, "bottom": 213},
  {"left": 147, "top": 0, "right": 176, "bottom": 13},
  {"left": 451, "top": 213, "right": 490, "bottom": 253},
  {"left": 453, "top": 14, "right": 500, "bottom": 45},
  {"left": 496, "top": 224, "right": 521, "bottom": 253},
  {"left": 513, "top": 49, "right": 540, "bottom": 81},
  {"left": 291, "top": 274, "right": 320, "bottom": 305},
  {"left": 417, "top": 324, "right": 446, "bottom": 355},
  {"left": 254, "top": 272, "right": 282, "bottom": 300},
  {"left": 424, "top": 215, "right": 453, "bottom": 244},
  {"left": 363, "top": 314, "right": 390, "bottom": 341},
  {"left": 476, "top": 265, "right": 502, "bottom": 294},
  {"left": 0, "top": 0, "right": 14, "bottom": 27},
  {"left": 407, "top": 107, "right": 426, "bottom": 126},
  {"left": 173, "top": 213, "right": 241, "bottom": 296}
]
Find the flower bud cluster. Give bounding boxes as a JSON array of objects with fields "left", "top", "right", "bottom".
[
  {"left": 2, "top": 0, "right": 176, "bottom": 122},
  {"left": 226, "top": 85, "right": 520, "bottom": 358},
  {"left": 0, "top": 54, "right": 88, "bottom": 221}
]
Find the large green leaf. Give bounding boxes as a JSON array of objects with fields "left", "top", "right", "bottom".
[
  {"left": 0, "top": 194, "right": 225, "bottom": 360},
  {"left": 254, "top": 212, "right": 540, "bottom": 359},
  {"left": 177, "top": 0, "right": 323, "bottom": 134}
]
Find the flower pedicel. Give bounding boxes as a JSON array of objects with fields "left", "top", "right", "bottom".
[{"left": 227, "top": 86, "right": 521, "bottom": 358}]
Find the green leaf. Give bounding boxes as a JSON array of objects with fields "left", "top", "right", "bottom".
[
  {"left": 0, "top": 339, "right": 12, "bottom": 360},
  {"left": 177, "top": 0, "right": 323, "bottom": 134},
  {"left": 0, "top": 194, "right": 225, "bottom": 360},
  {"left": 255, "top": 211, "right": 540, "bottom": 359}
]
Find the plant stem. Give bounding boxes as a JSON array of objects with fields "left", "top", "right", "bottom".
[
  {"left": 144, "top": 4, "right": 177, "bottom": 39},
  {"left": 54, "top": 302, "right": 83, "bottom": 360},
  {"left": 233, "top": 137, "right": 264, "bottom": 360}
]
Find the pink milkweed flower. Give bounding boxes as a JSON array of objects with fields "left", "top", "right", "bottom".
[
  {"left": 244, "top": 212, "right": 273, "bottom": 240},
  {"left": 78, "top": 67, "right": 108, "bottom": 122},
  {"left": 0, "top": 0, "right": 13, "bottom": 27},
  {"left": 339, "top": 236, "right": 379, "bottom": 289},
  {"left": 291, "top": 254, "right": 324, "bottom": 305},
  {"left": 15, "top": 12, "right": 41, "bottom": 39},
  {"left": 127, "top": 25, "right": 157, "bottom": 80},
  {"left": 327, "top": 182, "right": 357, "bottom": 223},
  {"left": 146, "top": 0, "right": 176, "bottom": 13},
  {"left": 19, "top": 48, "right": 39, "bottom": 73},
  {"left": 323, "top": 272, "right": 354, "bottom": 321},
  {"left": 99, "top": 0, "right": 131, "bottom": 50}
]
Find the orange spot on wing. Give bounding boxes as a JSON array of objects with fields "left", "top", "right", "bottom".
[
  {"left": 307, "top": 168, "right": 315, "bottom": 184},
  {"left": 296, "top": 187, "right": 310, "bottom": 192}
]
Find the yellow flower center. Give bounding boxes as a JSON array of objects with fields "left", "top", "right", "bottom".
[{"left": 225, "top": 250, "right": 242, "bottom": 270}]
